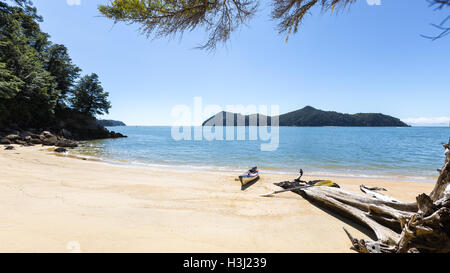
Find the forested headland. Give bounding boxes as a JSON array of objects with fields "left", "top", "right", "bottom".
[{"left": 0, "top": 0, "right": 124, "bottom": 141}]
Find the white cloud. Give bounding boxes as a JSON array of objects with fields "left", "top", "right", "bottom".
[
  {"left": 402, "top": 117, "right": 450, "bottom": 126},
  {"left": 67, "top": 0, "right": 81, "bottom": 6}
]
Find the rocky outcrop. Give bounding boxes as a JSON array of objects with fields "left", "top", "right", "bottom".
[
  {"left": 53, "top": 116, "right": 128, "bottom": 141},
  {"left": 0, "top": 138, "right": 11, "bottom": 145},
  {"left": 5, "top": 134, "right": 19, "bottom": 141},
  {"left": 1, "top": 110, "right": 127, "bottom": 143},
  {"left": 55, "top": 139, "right": 78, "bottom": 148},
  {"left": 109, "top": 131, "right": 126, "bottom": 138},
  {"left": 0, "top": 129, "right": 78, "bottom": 148},
  {"left": 42, "top": 135, "right": 58, "bottom": 146},
  {"left": 0, "top": 118, "right": 127, "bottom": 148},
  {"left": 30, "top": 138, "right": 43, "bottom": 145}
]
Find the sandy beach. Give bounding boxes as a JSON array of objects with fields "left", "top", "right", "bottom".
[{"left": 0, "top": 145, "right": 435, "bottom": 253}]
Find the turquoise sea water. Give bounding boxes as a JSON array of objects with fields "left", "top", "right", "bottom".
[{"left": 75, "top": 126, "right": 450, "bottom": 182}]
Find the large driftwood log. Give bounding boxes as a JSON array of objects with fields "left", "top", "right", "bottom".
[{"left": 276, "top": 137, "right": 450, "bottom": 253}]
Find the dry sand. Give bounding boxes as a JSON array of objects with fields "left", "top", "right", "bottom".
[{"left": 0, "top": 145, "right": 435, "bottom": 253}]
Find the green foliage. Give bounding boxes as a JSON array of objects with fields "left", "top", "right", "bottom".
[
  {"left": 98, "top": 0, "right": 258, "bottom": 51},
  {"left": 97, "top": 0, "right": 356, "bottom": 50},
  {"left": 0, "top": 1, "right": 110, "bottom": 128},
  {"left": 0, "top": 62, "right": 22, "bottom": 99},
  {"left": 45, "top": 44, "right": 81, "bottom": 105},
  {"left": 70, "top": 73, "right": 111, "bottom": 117},
  {"left": 99, "top": 0, "right": 450, "bottom": 49},
  {"left": 0, "top": 2, "right": 57, "bottom": 127}
]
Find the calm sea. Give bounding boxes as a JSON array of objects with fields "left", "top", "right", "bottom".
[{"left": 74, "top": 126, "right": 450, "bottom": 182}]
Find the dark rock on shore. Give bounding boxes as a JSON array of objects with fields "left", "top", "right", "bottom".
[
  {"left": 5, "top": 134, "right": 19, "bottom": 141},
  {"left": 4, "top": 146, "right": 14, "bottom": 150},
  {"left": 109, "top": 131, "right": 126, "bottom": 138},
  {"left": 0, "top": 129, "right": 78, "bottom": 148},
  {"left": 50, "top": 115, "right": 127, "bottom": 140},
  {"left": 1, "top": 126, "right": 126, "bottom": 149},
  {"left": 30, "top": 138, "right": 42, "bottom": 144},
  {"left": 41, "top": 131, "right": 53, "bottom": 138},
  {"left": 15, "top": 140, "right": 27, "bottom": 145},
  {"left": 42, "top": 136, "right": 58, "bottom": 146},
  {"left": 0, "top": 138, "right": 11, "bottom": 145},
  {"left": 54, "top": 147, "right": 67, "bottom": 153},
  {"left": 1, "top": 115, "right": 127, "bottom": 149},
  {"left": 55, "top": 139, "right": 78, "bottom": 148}
]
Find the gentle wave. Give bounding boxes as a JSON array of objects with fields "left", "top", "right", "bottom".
[
  {"left": 72, "top": 126, "right": 449, "bottom": 183},
  {"left": 72, "top": 147, "right": 438, "bottom": 182}
]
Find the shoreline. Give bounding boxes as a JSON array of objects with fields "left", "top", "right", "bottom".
[
  {"left": 0, "top": 145, "right": 436, "bottom": 252},
  {"left": 71, "top": 146, "right": 439, "bottom": 183}
]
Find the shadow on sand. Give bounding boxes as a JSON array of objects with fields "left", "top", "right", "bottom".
[
  {"left": 241, "top": 177, "right": 260, "bottom": 191},
  {"left": 301, "top": 195, "right": 379, "bottom": 241}
]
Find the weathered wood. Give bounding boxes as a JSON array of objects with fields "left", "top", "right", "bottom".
[
  {"left": 260, "top": 185, "right": 312, "bottom": 197},
  {"left": 276, "top": 137, "right": 450, "bottom": 253},
  {"left": 276, "top": 183, "right": 404, "bottom": 243},
  {"left": 417, "top": 193, "right": 436, "bottom": 216},
  {"left": 360, "top": 185, "right": 399, "bottom": 203},
  {"left": 361, "top": 185, "right": 387, "bottom": 192},
  {"left": 429, "top": 140, "right": 450, "bottom": 202}
]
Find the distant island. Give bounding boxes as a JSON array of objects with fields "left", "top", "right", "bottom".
[
  {"left": 202, "top": 106, "right": 410, "bottom": 127},
  {"left": 96, "top": 119, "right": 126, "bottom": 127}
]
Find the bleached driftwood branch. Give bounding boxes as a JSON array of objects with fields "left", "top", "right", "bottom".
[{"left": 276, "top": 137, "right": 450, "bottom": 253}]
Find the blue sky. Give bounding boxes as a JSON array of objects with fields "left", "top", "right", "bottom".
[{"left": 32, "top": 0, "right": 450, "bottom": 126}]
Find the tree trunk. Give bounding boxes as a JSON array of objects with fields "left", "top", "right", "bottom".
[{"left": 275, "top": 137, "right": 450, "bottom": 253}]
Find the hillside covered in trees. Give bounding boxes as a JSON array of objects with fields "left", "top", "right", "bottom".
[
  {"left": 96, "top": 120, "right": 126, "bottom": 127},
  {"left": 0, "top": 0, "right": 122, "bottom": 140},
  {"left": 203, "top": 106, "right": 409, "bottom": 127}
]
